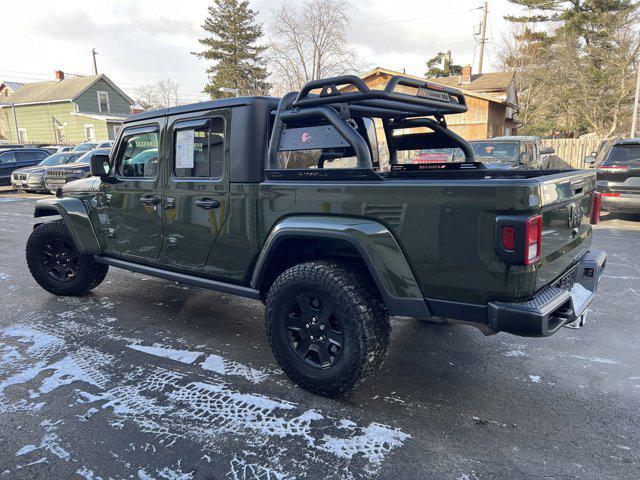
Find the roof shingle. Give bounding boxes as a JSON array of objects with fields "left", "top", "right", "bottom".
[
  {"left": 3, "top": 75, "right": 101, "bottom": 104},
  {"left": 426, "top": 72, "right": 514, "bottom": 94}
]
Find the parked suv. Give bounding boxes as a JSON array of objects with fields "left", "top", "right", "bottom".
[
  {"left": 26, "top": 75, "right": 606, "bottom": 396},
  {"left": 11, "top": 151, "right": 83, "bottom": 192},
  {"left": 0, "top": 148, "right": 50, "bottom": 185},
  {"left": 586, "top": 138, "right": 640, "bottom": 214},
  {"left": 43, "top": 148, "right": 110, "bottom": 193}
]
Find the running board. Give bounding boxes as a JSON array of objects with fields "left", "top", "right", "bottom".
[{"left": 93, "top": 255, "right": 261, "bottom": 300}]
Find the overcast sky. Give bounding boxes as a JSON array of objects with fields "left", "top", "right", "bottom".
[{"left": 0, "top": 0, "right": 524, "bottom": 103}]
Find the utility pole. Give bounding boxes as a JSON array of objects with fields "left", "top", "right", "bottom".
[
  {"left": 478, "top": 1, "right": 488, "bottom": 75},
  {"left": 632, "top": 64, "right": 640, "bottom": 138},
  {"left": 92, "top": 48, "right": 98, "bottom": 75}
]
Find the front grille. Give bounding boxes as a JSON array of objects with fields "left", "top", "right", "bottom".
[
  {"left": 47, "top": 169, "right": 71, "bottom": 178},
  {"left": 555, "top": 266, "right": 577, "bottom": 291}
]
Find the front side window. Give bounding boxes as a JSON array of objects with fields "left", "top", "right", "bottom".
[
  {"left": 97, "top": 91, "right": 110, "bottom": 113},
  {"left": 174, "top": 117, "right": 224, "bottom": 178},
  {"left": 117, "top": 130, "right": 159, "bottom": 178},
  {"left": 0, "top": 152, "right": 16, "bottom": 164}
]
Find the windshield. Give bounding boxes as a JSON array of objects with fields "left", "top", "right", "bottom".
[
  {"left": 38, "top": 153, "right": 78, "bottom": 166},
  {"left": 470, "top": 142, "right": 519, "bottom": 163},
  {"left": 602, "top": 145, "right": 640, "bottom": 168},
  {"left": 72, "top": 142, "right": 98, "bottom": 153}
]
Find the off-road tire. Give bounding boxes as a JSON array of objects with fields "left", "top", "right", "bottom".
[
  {"left": 266, "top": 261, "right": 390, "bottom": 397},
  {"left": 26, "top": 219, "right": 109, "bottom": 296}
]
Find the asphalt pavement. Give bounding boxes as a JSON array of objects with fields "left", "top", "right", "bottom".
[{"left": 0, "top": 188, "right": 638, "bottom": 479}]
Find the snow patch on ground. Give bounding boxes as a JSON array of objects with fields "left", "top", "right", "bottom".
[
  {"left": 128, "top": 344, "right": 203, "bottom": 364},
  {"left": 318, "top": 422, "right": 411, "bottom": 466},
  {"left": 0, "top": 273, "right": 10, "bottom": 281},
  {"left": 503, "top": 350, "right": 527, "bottom": 357},
  {"left": 201, "top": 354, "right": 269, "bottom": 384},
  {"left": 228, "top": 455, "right": 290, "bottom": 480}
]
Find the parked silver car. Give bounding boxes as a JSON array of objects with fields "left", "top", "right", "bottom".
[{"left": 11, "top": 152, "right": 83, "bottom": 192}]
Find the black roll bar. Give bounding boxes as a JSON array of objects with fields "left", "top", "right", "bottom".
[
  {"left": 387, "top": 118, "right": 475, "bottom": 163},
  {"left": 267, "top": 74, "right": 471, "bottom": 171}
]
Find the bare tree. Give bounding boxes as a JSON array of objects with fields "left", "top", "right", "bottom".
[
  {"left": 499, "top": 6, "right": 640, "bottom": 137},
  {"left": 268, "top": 0, "right": 360, "bottom": 95},
  {"left": 135, "top": 78, "right": 181, "bottom": 110}
]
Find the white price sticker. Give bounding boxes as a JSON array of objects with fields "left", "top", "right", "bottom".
[{"left": 176, "top": 129, "right": 195, "bottom": 169}]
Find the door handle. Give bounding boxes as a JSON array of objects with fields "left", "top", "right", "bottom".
[
  {"left": 194, "top": 198, "right": 220, "bottom": 210},
  {"left": 139, "top": 195, "right": 160, "bottom": 206}
]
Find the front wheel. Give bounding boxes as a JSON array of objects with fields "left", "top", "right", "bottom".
[
  {"left": 26, "top": 220, "right": 109, "bottom": 296},
  {"left": 266, "top": 261, "right": 390, "bottom": 397}
]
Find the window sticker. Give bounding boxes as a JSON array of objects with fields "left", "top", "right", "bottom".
[{"left": 176, "top": 129, "right": 195, "bottom": 169}]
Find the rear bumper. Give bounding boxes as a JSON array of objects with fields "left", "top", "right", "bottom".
[
  {"left": 488, "top": 250, "right": 607, "bottom": 337},
  {"left": 600, "top": 193, "right": 640, "bottom": 213}
]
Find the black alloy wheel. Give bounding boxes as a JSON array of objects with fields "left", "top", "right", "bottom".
[
  {"left": 285, "top": 293, "right": 344, "bottom": 369},
  {"left": 42, "top": 239, "right": 80, "bottom": 282}
]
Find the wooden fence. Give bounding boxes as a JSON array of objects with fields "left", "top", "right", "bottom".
[{"left": 540, "top": 138, "right": 602, "bottom": 169}]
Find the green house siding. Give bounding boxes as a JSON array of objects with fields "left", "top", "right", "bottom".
[
  {"left": 1, "top": 102, "right": 114, "bottom": 144},
  {"left": 74, "top": 79, "right": 131, "bottom": 115}
]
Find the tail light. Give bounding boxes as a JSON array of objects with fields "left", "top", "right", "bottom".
[
  {"left": 501, "top": 226, "right": 515, "bottom": 251},
  {"left": 525, "top": 215, "right": 542, "bottom": 265},
  {"left": 495, "top": 214, "right": 543, "bottom": 266},
  {"left": 590, "top": 192, "right": 602, "bottom": 224}
]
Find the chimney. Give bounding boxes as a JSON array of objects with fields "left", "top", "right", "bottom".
[
  {"left": 460, "top": 65, "right": 472, "bottom": 84},
  {"left": 55, "top": 70, "right": 65, "bottom": 81}
]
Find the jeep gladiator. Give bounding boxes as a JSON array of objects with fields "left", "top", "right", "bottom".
[{"left": 26, "top": 75, "right": 607, "bottom": 396}]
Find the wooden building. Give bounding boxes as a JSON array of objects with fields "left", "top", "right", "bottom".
[{"left": 343, "top": 67, "right": 519, "bottom": 141}]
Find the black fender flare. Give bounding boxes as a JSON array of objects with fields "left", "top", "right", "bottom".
[{"left": 251, "top": 216, "right": 431, "bottom": 318}]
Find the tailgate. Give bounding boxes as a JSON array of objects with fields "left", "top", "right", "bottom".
[
  {"left": 597, "top": 167, "right": 640, "bottom": 194},
  {"left": 535, "top": 171, "right": 597, "bottom": 290}
]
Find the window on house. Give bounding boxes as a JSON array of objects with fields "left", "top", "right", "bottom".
[
  {"left": 97, "top": 91, "right": 110, "bottom": 113},
  {"left": 85, "top": 125, "right": 95, "bottom": 141},
  {"left": 18, "top": 128, "right": 27, "bottom": 144}
]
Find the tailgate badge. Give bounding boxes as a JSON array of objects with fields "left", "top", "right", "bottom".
[{"left": 568, "top": 203, "right": 583, "bottom": 229}]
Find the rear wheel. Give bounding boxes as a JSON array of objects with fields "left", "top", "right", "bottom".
[
  {"left": 26, "top": 220, "right": 108, "bottom": 296},
  {"left": 266, "top": 261, "right": 390, "bottom": 397}
]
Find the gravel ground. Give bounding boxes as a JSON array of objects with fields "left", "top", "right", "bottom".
[{"left": 0, "top": 189, "right": 638, "bottom": 480}]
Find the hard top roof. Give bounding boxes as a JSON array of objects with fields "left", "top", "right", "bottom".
[
  {"left": 125, "top": 96, "right": 279, "bottom": 123},
  {"left": 613, "top": 138, "right": 640, "bottom": 145}
]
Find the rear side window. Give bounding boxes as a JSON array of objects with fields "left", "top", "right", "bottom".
[
  {"left": 117, "top": 130, "right": 159, "bottom": 178},
  {"left": 15, "top": 151, "right": 36, "bottom": 161},
  {"left": 174, "top": 117, "right": 225, "bottom": 179}
]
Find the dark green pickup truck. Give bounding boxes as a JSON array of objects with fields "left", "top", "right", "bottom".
[{"left": 26, "top": 75, "right": 606, "bottom": 396}]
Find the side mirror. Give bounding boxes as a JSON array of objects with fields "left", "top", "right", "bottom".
[
  {"left": 90, "top": 153, "right": 111, "bottom": 177},
  {"left": 540, "top": 147, "right": 555, "bottom": 155},
  {"left": 584, "top": 155, "right": 596, "bottom": 165}
]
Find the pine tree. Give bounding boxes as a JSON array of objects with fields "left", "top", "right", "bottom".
[
  {"left": 425, "top": 51, "right": 463, "bottom": 78},
  {"left": 195, "top": 0, "right": 270, "bottom": 98}
]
